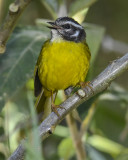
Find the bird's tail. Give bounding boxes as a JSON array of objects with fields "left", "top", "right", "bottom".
[{"left": 35, "top": 90, "right": 51, "bottom": 122}]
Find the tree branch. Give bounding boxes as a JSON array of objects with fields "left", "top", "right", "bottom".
[
  {"left": 0, "top": 0, "right": 32, "bottom": 54},
  {"left": 8, "top": 53, "right": 128, "bottom": 160}
]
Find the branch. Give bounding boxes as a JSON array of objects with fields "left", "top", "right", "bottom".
[
  {"left": 80, "top": 101, "right": 97, "bottom": 138},
  {"left": 66, "top": 114, "right": 86, "bottom": 160},
  {"left": 0, "top": 0, "right": 32, "bottom": 54},
  {"left": 8, "top": 53, "right": 128, "bottom": 160}
]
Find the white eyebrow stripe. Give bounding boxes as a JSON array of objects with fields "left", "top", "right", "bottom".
[{"left": 64, "top": 21, "right": 83, "bottom": 29}]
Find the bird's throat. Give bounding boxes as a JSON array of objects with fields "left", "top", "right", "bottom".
[{"left": 50, "top": 29, "right": 64, "bottom": 42}]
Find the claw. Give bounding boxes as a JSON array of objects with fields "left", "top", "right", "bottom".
[
  {"left": 80, "top": 81, "right": 94, "bottom": 94},
  {"left": 51, "top": 104, "right": 66, "bottom": 117}
]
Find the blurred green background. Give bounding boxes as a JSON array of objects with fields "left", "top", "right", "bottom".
[{"left": 0, "top": 0, "right": 128, "bottom": 160}]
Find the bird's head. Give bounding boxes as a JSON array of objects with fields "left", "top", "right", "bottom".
[{"left": 47, "top": 17, "right": 86, "bottom": 42}]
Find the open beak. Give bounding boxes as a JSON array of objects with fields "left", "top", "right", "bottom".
[{"left": 47, "top": 22, "right": 62, "bottom": 29}]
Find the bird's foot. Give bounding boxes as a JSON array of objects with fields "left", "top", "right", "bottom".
[
  {"left": 80, "top": 81, "right": 94, "bottom": 94},
  {"left": 51, "top": 103, "right": 66, "bottom": 117}
]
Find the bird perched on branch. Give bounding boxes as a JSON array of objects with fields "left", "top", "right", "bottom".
[{"left": 34, "top": 17, "right": 91, "bottom": 121}]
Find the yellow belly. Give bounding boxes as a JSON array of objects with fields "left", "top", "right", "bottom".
[{"left": 37, "top": 40, "right": 90, "bottom": 93}]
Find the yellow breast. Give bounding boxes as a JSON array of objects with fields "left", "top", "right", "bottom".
[{"left": 37, "top": 40, "right": 90, "bottom": 93}]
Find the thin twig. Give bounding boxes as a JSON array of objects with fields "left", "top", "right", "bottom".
[
  {"left": 66, "top": 114, "right": 86, "bottom": 160},
  {"left": 0, "top": 0, "right": 32, "bottom": 54},
  {"left": 80, "top": 101, "right": 97, "bottom": 138},
  {"left": 63, "top": 90, "right": 86, "bottom": 160},
  {"left": 8, "top": 53, "right": 128, "bottom": 160}
]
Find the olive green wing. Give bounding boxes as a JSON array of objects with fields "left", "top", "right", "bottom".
[
  {"left": 34, "top": 40, "right": 50, "bottom": 97},
  {"left": 34, "top": 40, "right": 52, "bottom": 122},
  {"left": 34, "top": 66, "right": 51, "bottom": 122}
]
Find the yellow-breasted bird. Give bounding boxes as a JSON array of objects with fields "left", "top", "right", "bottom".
[{"left": 34, "top": 17, "right": 91, "bottom": 121}]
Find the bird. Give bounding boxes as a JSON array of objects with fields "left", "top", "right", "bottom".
[{"left": 34, "top": 16, "right": 91, "bottom": 121}]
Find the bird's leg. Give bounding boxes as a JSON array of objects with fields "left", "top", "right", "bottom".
[
  {"left": 80, "top": 81, "right": 94, "bottom": 94},
  {"left": 51, "top": 91, "right": 65, "bottom": 117}
]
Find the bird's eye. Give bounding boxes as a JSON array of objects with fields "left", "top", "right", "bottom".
[{"left": 61, "top": 24, "right": 71, "bottom": 29}]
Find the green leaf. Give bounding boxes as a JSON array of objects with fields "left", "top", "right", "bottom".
[
  {"left": 69, "top": 0, "right": 97, "bottom": 16},
  {"left": 58, "top": 137, "right": 75, "bottom": 160},
  {"left": 72, "top": 8, "right": 89, "bottom": 24},
  {"left": 0, "top": 26, "right": 49, "bottom": 112},
  {"left": 87, "top": 135, "right": 125, "bottom": 157}
]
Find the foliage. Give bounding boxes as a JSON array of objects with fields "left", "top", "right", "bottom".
[{"left": 0, "top": 26, "right": 49, "bottom": 112}]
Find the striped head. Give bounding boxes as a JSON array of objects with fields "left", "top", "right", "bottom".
[{"left": 47, "top": 17, "right": 86, "bottom": 43}]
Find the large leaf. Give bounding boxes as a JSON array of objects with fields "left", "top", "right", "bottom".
[
  {"left": 87, "top": 135, "right": 125, "bottom": 157},
  {"left": 0, "top": 26, "right": 49, "bottom": 111}
]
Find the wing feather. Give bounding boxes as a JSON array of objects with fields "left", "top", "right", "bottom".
[{"left": 34, "top": 66, "right": 42, "bottom": 97}]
